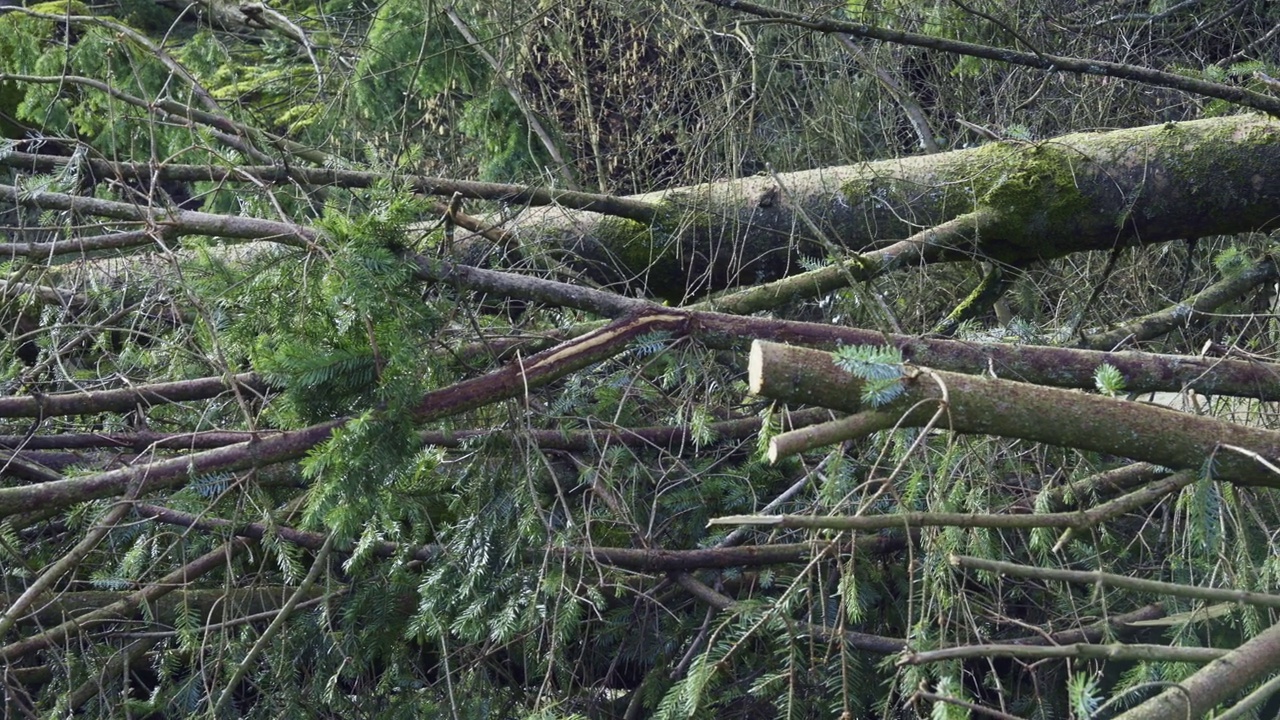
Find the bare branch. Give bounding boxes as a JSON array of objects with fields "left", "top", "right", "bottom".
[
  {"left": 1079, "top": 257, "right": 1279, "bottom": 350},
  {"left": 699, "top": 0, "right": 1280, "bottom": 116},
  {"left": 0, "top": 373, "right": 269, "bottom": 419},
  {"left": 0, "top": 538, "right": 249, "bottom": 662},
  {"left": 901, "top": 642, "right": 1227, "bottom": 665},
  {"left": 0, "top": 152, "right": 656, "bottom": 222},
  {"left": 0, "top": 311, "right": 688, "bottom": 518},
  {"left": 0, "top": 183, "right": 317, "bottom": 245},
  {"left": 952, "top": 554, "right": 1280, "bottom": 609}
]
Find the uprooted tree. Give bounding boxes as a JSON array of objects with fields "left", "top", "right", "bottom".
[{"left": 3, "top": 0, "right": 1280, "bottom": 717}]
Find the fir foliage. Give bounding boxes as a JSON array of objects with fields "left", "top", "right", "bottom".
[{"left": 832, "top": 343, "right": 907, "bottom": 407}]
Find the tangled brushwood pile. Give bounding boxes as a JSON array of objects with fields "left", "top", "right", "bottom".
[{"left": 4, "top": 1, "right": 1280, "bottom": 718}]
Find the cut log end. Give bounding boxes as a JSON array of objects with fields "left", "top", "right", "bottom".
[
  {"left": 766, "top": 438, "right": 780, "bottom": 465},
  {"left": 748, "top": 340, "right": 765, "bottom": 396}
]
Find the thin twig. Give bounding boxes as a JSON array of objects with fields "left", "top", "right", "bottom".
[
  {"left": 211, "top": 532, "right": 336, "bottom": 716},
  {"left": 444, "top": 8, "right": 580, "bottom": 191}
]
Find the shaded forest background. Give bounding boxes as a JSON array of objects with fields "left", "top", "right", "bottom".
[{"left": 3, "top": 0, "right": 1280, "bottom": 718}]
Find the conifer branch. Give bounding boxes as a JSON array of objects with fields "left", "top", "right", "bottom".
[{"left": 671, "top": 572, "right": 908, "bottom": 654}]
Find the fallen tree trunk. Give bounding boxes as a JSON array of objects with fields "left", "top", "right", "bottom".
[
  {"left": 506, "top": 114, "right": 1280, "bottom": 298},
  {"left": 6, "top": 117, "right": 1276, "bottom": 302},
  {"left": 748, "top": 340, "right": 1280, "bottom": 486}
]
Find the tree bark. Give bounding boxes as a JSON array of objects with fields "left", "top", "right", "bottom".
[
  {"left": 7, "top": 116, "right": 1278, "bottom": 307},
  {"left": 748, "top": 340, "right": 1280, "bottom": 486},
  {"left": 504, "top": 114, "right": 1280, "bottom": 298},
  {"left": 1114, "top": 615, "right": 1280, "bottom": 719},
  {"left": 0, "top": 586, "right": 320, "bottom": 629}
]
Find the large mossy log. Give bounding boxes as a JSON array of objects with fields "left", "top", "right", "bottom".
[{"left": 508, "top": 115, "right": 1280, "bottom": 298}]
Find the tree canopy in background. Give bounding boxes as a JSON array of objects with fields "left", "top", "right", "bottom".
[{"left": 3, "top": 0, "right": 1280, "bottom": 718}]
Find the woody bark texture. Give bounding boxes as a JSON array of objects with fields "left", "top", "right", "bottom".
[
  {"left": 505, "top": 114, "right": 1280, "bottom": 298},
  {"left": 748, "top": 340, "right": 1280, "bottom": 486}
]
